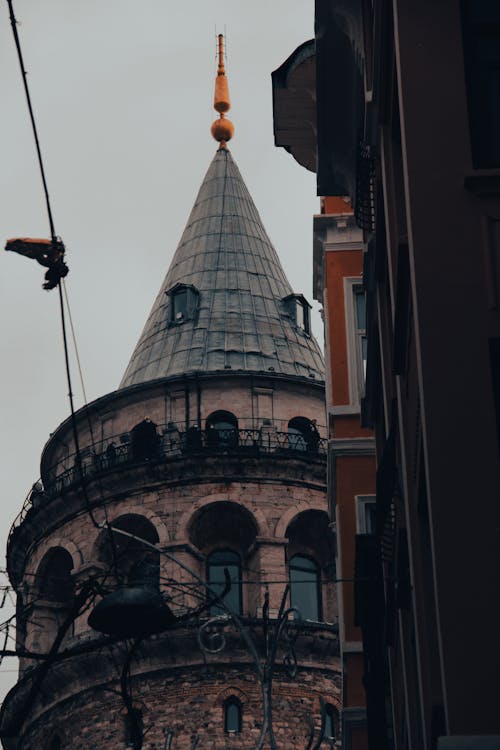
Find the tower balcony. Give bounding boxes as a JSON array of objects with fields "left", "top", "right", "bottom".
[
  {"left": 40, "top": 419, "right": 326, "bottom": 496},
  {"left": 7, "top": 420, "right": 327, "bottom": 586}
]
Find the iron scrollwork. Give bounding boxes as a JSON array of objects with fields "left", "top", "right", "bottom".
[{"left": 107, "top": 526, "right": 338, "bottom": 750}]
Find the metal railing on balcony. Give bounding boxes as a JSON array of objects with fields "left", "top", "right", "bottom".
[{"left": 8, "top": 422, "right": 326, "bottom": 548}]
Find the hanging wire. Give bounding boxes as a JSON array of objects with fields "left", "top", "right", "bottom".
[
  {"left": 62, "top": 279, "right": 89, "bottom": 405},
  {"left": 5, "top": 0, "right": 119, "bottom": 537},
  {"left": 6, "top": 0, "right": 97, "bottom": 517},
  {"left": 6, "top": 0, "right": 56, "bottom": 241},
  {"left": 61, "top": 279, "right": 120, "bottom": 565}
]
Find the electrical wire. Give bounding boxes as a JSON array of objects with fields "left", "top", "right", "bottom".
[
  {"left": 5, "top": 0, "right": 111, "bottom": 534},
  {"left": 6, "top": 0, "right": 56, "bottom": 241},
  {"left": 61, "top": 279, "right": 121, "bottom": 565},
  {"left": 62, "top": 279, "right": 89, "bottom": 405}
]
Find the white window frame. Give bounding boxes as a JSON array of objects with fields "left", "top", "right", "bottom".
[
  {"left": 343, "top": 277, "right": 367, "bottom": 406},
  {"left": 355, "top": 494, "right": 376, "bottom": 534}
]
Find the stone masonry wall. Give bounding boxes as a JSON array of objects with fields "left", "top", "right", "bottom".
[{"left": 19, "top": 665, "right": 341, "bottom": 750}]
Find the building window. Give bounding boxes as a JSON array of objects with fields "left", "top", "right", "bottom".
[
  {"left": 224, "top": 697, "right": 242, "bottom": 733},
  {"left": 283, "top": 294, "right": 311, "bottom": 334},
  {"left": 205, "top": 410, "right": 238, "bottom": 449},
  {"left": 38, "top": 548, "right": 74, "bottom": 603},
  {"left": 356, "top": 495, "right": 376, "bottom": 534},
  {"left": 98, "top": 514, "right": 160, "bottom": 588},
  {"left": 207, "top": 549, "right": 242, "bottom": 615},
  {"left": 289, "top": 555, "right": 321, "bottom": 621},
  {"left": 287, "top": 416, "right": 320, "bottom": 453},
  {"left": 323, "top": 704, "right": 338, "bottom": 740},
  {"left": 345, "top": 278, "right": 367, "bottom": 404},
  {"left": 167, "top": 283, "right": 199, "bottom": 325},
  {"left": 354, "top": 284, "right": 367, "bottom": 383},
  {"left": 172, "top": 287, "right": 188, "bottom": 320}
]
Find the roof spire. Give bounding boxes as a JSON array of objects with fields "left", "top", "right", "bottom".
[{"left": 211, "top": 34, "right": 234, "bottom": 149}]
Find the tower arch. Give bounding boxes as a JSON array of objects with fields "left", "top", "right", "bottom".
[{"left": 177, "top": 493, "right": 269, "bottom": 541}]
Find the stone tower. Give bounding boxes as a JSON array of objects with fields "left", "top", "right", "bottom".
[{"left": 0, "top": 45, "right": 341, "bottom": 750}]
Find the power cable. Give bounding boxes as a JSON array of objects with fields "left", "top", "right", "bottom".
[
  {"left": 5, "top": 0, "right": 111, "bottom": 534},
  {"left": 62, "top": 279, "right": 89, "bottom": 405},
  {"left": 6, "top": 0, "right": 56, "bottom": 241},
  {"left": 61, "top": 279, "right": 120, "bottom": 566}
]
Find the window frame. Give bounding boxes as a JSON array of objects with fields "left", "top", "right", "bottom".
[
  {"left": 223, "top": 697, "right": 242, "bottom": 734},
  {"left": 355, "top": 494, "right": 376, "bottom": 535},
  {"left": 289, "top": 554, "right": 322, "bottom": 622},
  {"left": 282, "top": 294, "right": 312, "bottom": 335},
  {"left": 166, "top": 283, "right": 199, "bottom": 326},
  {"left": 323, "top": 703, "right": 338, "bottom": 741},
  {"left": 344, "top": 277, "right": 367, "bottom": 406},
  {"left": 206, "top": 549, "right": 242, "bottom": 616}
]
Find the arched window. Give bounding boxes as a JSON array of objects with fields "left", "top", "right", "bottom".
[
  {"left": 38, "top": 549, "right": 74, "bottom": 603},
  {"left": 98, "top": 514, "right": 160, "bottom": 588},
  {"left": 205, "top": 411, "right": 238, "bottom": 449},
  {"left": 287, "top": 417, "right": 319, "bottom": 453},
  {"left": 289, "top": 555, "right": 321, "bottom": 621},
  {"left": 323, "top": 704, "right": 338, "bottom": 740},
  {"left": 224, "top": 697, "right": 242, "bottom": 733},
  {"left": 130, "top": 419, "right": 160, "bottom": 462},
  {"left": 32, "top": 549, "right": 74, "bottom": 652},
  {"left": 207, "top": 549, "right": 242, "bottom": 615}
]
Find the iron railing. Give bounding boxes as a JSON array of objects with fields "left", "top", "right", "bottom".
[
  {"left": 355, "top": 140, "right": 377, "bottom": 232},
  {"left": 9, "top": 424, "right": 326, "bottom": 547}
]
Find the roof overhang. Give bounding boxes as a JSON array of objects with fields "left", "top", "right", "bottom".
[{"left": 271, "top": 39, "right": 317, "bottom": 173}]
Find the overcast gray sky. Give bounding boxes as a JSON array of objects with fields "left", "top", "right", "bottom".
[{"left": 0, "top": 1, "right": 319, "bottom": 698}]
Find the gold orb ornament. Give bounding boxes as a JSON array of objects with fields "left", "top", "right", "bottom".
[{"left": 211, "top": 114, "right": 234, "bottom": 144}]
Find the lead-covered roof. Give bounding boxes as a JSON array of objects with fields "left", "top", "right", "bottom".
[{"left": 120, "top": 148, "right": 324, "bottom": 387}]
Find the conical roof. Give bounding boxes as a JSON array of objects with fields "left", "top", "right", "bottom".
[{"left": 120, "top": 148, "right": 324, "bottom": 388}]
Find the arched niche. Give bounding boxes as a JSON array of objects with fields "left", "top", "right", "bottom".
[
  {"left": 285, "top": 510, "right": 335, "bottom": 623},
  {"left": 37, "top": 548, "right": 74, "bottom": 603},
  {"left": 287, "top": 416, "right": 319, "bottom": 453},
  {"left": 188, "top": 501, "right": 257, "bottom": 555},
  {"left": 285, "top": 509, "right": 334, "bottom": 568},
  {"left": 223, "top": 695, "right": 242, "bottom": 734},
  {"left": 188, "top": 501, "right": 258, "bottom": 617},
  {"left": 205, "top": 410, "right": 239, "bottom": 449},
  {"left": 27, "top": 548, "right": 75, "bottom": 654},
  {"left": 96, "top": 514, "right": 160, "bottom": 588}
]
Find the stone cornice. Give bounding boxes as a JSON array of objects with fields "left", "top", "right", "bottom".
[{"left": 329, "top": 437, "right": 375, "bottom": 456}]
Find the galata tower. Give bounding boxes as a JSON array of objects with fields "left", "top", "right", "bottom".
[{"left": 0, "top": 38, "right": 341, "bottom": 750}]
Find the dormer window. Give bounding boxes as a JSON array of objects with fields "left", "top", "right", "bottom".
[
  {"left": 167, "top": 283, "right": 199, "bottom": 325},
  {"left": 283, "top": 294, "right": 311, "bottom": 334}
]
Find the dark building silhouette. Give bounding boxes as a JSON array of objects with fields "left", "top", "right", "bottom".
[{"left": 272, "top": 3, "right": 500, "bottom": 749}]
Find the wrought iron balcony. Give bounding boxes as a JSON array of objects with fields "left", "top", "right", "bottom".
[{"left": 9, "top": 421, "right": 326, "bottom": 547}]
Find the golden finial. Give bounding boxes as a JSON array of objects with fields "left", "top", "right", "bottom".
[{"left": 211, "top": 34, "right": 234, "bottom": 148}]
